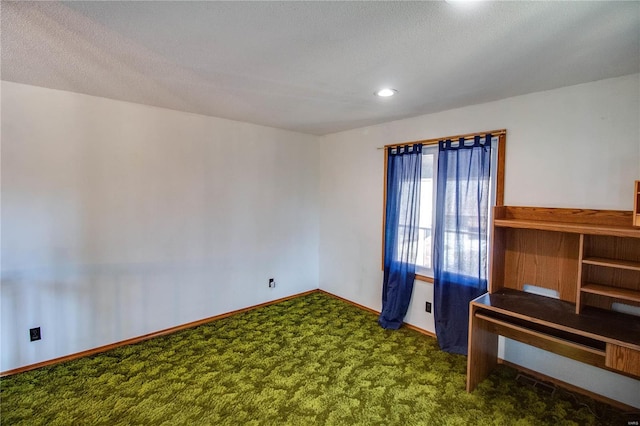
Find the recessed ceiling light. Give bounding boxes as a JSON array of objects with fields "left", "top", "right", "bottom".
[
  {"left": 375, "top": 88, "right": 397, "bottom": 97},
  {"left": 445, "top": 0, "right": 485, "bottom": 6}
]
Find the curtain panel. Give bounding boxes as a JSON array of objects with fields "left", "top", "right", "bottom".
[
  {"left": 379, "top": 144, "right": 422, "bottom": 330},
  {"left": 434, "top": 135, "right": 492, "bottom": 354}
]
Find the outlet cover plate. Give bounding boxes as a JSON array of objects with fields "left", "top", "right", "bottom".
[{"left": 30, "top": 327, "right": 41, "bottom": 342}]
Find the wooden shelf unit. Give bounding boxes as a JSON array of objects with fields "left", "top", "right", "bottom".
[
  {"left": 578, "top": 233, "right": 640, "bottom": 313},
  {"left": 489, "top": 206, "right": 640, "bottom": 313},
  {"left": 468, "top": 205, "right": 640, "bottom": 401}
]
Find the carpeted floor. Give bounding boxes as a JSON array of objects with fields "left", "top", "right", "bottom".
[{"left": 0, "top": 292, "right": 631, "bottom": 425}]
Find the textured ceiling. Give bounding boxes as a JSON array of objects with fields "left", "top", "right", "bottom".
[{"left": 2, "top": 1, "right": 639, "bottom": 135}]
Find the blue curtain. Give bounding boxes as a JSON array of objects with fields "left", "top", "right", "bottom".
[
  {"left": 433, "top": 135, "right": 492, "bottom": 354},
  {"left": 379, "top": 144, "right": 422, "bottom": 330}
]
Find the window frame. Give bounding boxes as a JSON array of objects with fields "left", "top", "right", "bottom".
[{"left": 381, "top": 130, "right": 506, "bottom": 283}]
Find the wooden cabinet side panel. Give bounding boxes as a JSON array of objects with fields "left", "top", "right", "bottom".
[
  {"left": 634, "top": 181, "right": 639, "bottom": 227},
  {"left": 503, "top": 229, "right": 579, "bottom": 302},
  {"left": 466, "top": 305, "right": 498, "bottom": 392},
  {"left": 576, "top": 234, "right": 585, "bottom": 313},
  {"left": 489, "top": 227, "right": 506, "bottom": 294}
]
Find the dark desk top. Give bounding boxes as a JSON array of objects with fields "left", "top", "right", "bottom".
[{"left": 472, "top": 289, "right": 640, "bottom": 350}]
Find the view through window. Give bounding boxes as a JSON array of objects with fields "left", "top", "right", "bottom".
[
  {"left": 404, "top": 138, "right": 500, "bottom": 279},
  {"left": 415, "top": 145, "right": 437, "bottom": 274}
]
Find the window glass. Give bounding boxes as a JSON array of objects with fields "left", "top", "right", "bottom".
[
  {"left": 415, "top": 146, "right": 437, "bottom": 275},
  {"left": 414, "top": 138, "right": 498, "bottom": 279}
]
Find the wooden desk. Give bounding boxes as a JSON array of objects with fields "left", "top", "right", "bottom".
[{"left": 466, "top": 289, "right": 640, "bottom": 393}]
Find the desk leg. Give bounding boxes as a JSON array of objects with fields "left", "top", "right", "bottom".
[{"left": 466, "top": 304, "right": 499, "bottom": 392}]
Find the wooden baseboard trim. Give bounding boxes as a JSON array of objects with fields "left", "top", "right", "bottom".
[
  {"left": 1, "top": 289, "right": 319, "bottom": 377},
  {"left": 497, "top": 359, "right": 638, "bottom": 412},
  {"left": 318, "top": 290, "right": 379, "bottom": 315},
  {"left": 403, "top": 323, "right": 437, "bottom": 339},
  {"left": 318, "top": 289, "right": 437, "bottom": 339}
]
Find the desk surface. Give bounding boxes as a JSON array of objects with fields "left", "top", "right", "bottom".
[{"left": 471, "top": 289, "right": 640, "bottom": 350}]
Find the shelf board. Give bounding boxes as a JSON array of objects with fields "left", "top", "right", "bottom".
[
  {"left": 581, "top": 283, "right": 640, "bottom": 303},
  {"left": 582, "top": 257, "right": 640, "bottom": 271},
  {"left": 494, "top": 218, "right": 640, "bottom": 238}
]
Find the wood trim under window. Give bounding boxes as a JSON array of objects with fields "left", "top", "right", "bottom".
[
  {"left": 381, "top": 129, "right": 507, "bottom": 273},
  {"left": 415, "top": 274, "right": 434, "bottom": 283}
]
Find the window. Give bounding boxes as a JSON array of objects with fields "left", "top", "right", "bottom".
[
  {"left": 383, "top": 131, "right": 505, "bottom": 282},
  {"left": 415, "top": 145, "right": 437, "bottom": 273}
]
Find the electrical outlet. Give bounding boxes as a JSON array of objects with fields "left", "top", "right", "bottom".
[
  {"left": 425, "top": 302, "right": 432, "bottom": 313},
  {"left": 268, "top": 278, "right": 275, "bottom": 288},
  {"left": 30, "top": 327, "right": 41, "bottom": 342}
]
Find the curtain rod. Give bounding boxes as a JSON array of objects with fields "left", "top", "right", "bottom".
[{"left": 376, "top": 129, "right": 506, "bottom": 150}]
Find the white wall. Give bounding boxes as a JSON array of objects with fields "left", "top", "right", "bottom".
[
  {"left": 1, "top": 81, "right": 320, "bottom": 372},
  {"left": 318, "top": 74, "right": 640, "bottom": 407}
]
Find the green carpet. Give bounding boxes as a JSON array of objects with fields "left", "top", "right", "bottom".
[{"left": 0, "top": 292, "right": 631, "bottom": 425}]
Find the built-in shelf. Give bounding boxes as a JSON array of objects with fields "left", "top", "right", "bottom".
[
  {"left": 582, "top": 257, "right": 640, "bottom": 272},
  {"left": 469, "top": 205, "right": 640, "bottom": 402},
  {"left": 581, "top": 283, "right": 640, "bottom": 304},
  {"left": 493, "top": 218, "right": 640, "bottom": 238}
]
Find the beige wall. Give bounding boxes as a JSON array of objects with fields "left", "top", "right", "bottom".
[{"left": 1, "top": 81, "right": 320, "bottom": 372}]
